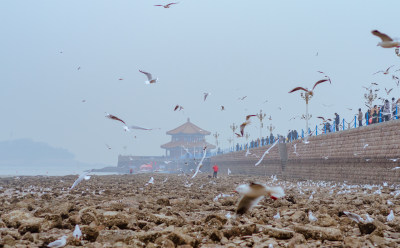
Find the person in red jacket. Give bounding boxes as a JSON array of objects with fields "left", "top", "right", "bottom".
[{"left": 212, "top": 164, "right": 219, "bottom": 178}]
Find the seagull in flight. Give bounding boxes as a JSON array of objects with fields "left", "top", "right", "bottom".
[
  {"left": 371, "top": 30, "right": 400, "bottom": 48},
  {"left": 374, "top": 65, "right": 395, "bottom": 75},
  {"left": 139, "top": 70, "right": 158, "bottom": 84},
  {"left": 238, "top": 96, "right": 247, "bottom": 100},
  {"left": 237, "top": 114, "right": 256, "bottom": 137},
  {"left": 203, "top": 92, "right": 210, "bottom": 101},
  {"left": 288, "top": 79, "right": 329, "bottom": 95},
  {"left": 154, "top": 2, "right": 179, "bottom": 8},
  {"left": 385, "top": 88, "right": 393, "bottom": 95},
  {"left": 105, "top": 113, "right": 127, "bottom": 126},
  {"left": 174, "top": 105, "right": 184, "bottom": 111},
  {"left": 235, "top": 182, "right": 285, "bottom": 215},
  {"left": 221, "top": 106, "right": 225, "bottom": 111}
]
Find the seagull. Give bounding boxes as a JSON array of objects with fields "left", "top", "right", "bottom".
[
  {"left": 127, "top": 125, "right": 158, "bottom": 131},
  {"left": 245, "top": 148, "right": 251, "bottom": 157},
  {"left": 371, "top": 30, "right": 400, "bottom": 48},
  {"left": 387, "top": 210, "right": 395, "bottom": 222},
  {"left": 70, "top": 170, "right": 93, "bottom": 190},
  {"left": 293, "top": 144, "right": 298, "bottom": 155},
  {"left": 221, "top": 106, "right": 225, "bottom": 111},
  {"left": 235, "top": 182, "right": 285, "bottom": 215},
  {"left": 391, "top": 167, "right": 400, "bottom": 170},
  {"left": 238, "top": 115, "right": 257, "bottom": 136},
  {"left": 139, "top": 70, "right": 158, "bottom": 84},
  {"left": 388, "top": 158, "right": 400, "bottom": 162},
  {"left": 308, "top": 211, "right": 318, "bottom": 222},
  {"left": 255, "top": 138, "right": 280, "bottom": 166},
  {"left": 105, "top": 113, "right": 127, "bottom": 126},
  {"left": 317, "top": 116, "right": 332, "bottom": 123},
  {"left": 174, "top": 105, "right": 184, "bottom": 111},
  {"left": 227, "top": 168, "right": 231, "bottom": 175},
  {"left": 238, "top": 96, "right": 247, "bottom": 100},
  {"left": 273, "top": 211, "right": 280, "bottom": 219},
  {"left": 343, "top": 211, "right": 365, "bottom": 223},
  {"left": 146, "top": 177, "right": 154, "bottom": 185},
  {"left": 374, "top": 65, "right": 395, "bottom": 75},
  {"left": 77, "top": 66, "right": 81, "bottom": 70},
  {"left": 118, "top": 78, "right": 124, "bottom": 80},
  {"left": 203, "top": 92, "right": 210, "bottom": 101},
  {"left": 154, "top": 2, "right": 179, "bottom": 8},
  {"left": 106, "top": 144, "right": 111, "bottom": 150},
  {"left": 81, "top": 100, "right": 86, "bottom": 103},
  {"left": 191, "top": 146, "right": 207, "bottom": 179},
  {"left": 73, "top": 225, "right": 82, "bottom": 241},
  {"left": 47, "top": 235, "right": 67, "bottom": 248},
  {"left": 385, "top": 88, "right": 393, "bottom": 95},
  {"left": 164, "top": 160, "right": 172, "bottom": 164},
  {"left": 363, "top": 144, "right": 369, "bottom": 149},
  {"left": 288, "top": 79, "right": 329, "bottom": 95}
]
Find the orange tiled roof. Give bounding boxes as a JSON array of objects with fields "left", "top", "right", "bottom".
[
  {"left": 166, "top": 118, "right": 211, "bottom": 135},
  {"left": 160, "top": 140, "right": 216, "bottom": 149}
]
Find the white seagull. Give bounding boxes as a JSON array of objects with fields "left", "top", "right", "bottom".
[
  {"left": 308, "top": 211, "right": 318, "bottom": 222},
  {"left": 70, "top": 170, "right": 92, "bottom": 190},
  {"left": 387, "top": 210, "right": 395, "bottom": 222},
  {"left": 73, "top": 225, "right": 82, "bottom": 241},
  {"left": 139, "top": 70, "right": 158, "bottom": 84},
  {"left": 372, "top": 30, "right": 400, "bottom": 48},
  {"left": 191, "top": 146, "right": 207, "bottom": 179},
  {"left": 47, "top": 236, "right": 67, "bottom": 248}
]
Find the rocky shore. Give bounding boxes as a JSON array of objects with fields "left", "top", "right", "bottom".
[{"left": 1, "top": 174, "right": 400, "bottom": 247}]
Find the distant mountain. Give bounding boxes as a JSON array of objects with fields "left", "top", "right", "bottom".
[
  {"left": 0, "top": 138, "right": 74, "bottom": 160},
  {"left": 0, "top": 139, "right": 107, "bottom": 175}
]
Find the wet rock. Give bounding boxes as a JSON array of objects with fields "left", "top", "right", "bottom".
[
  {"left": 96, "top": 229, "right": 136, "bottom": 244},
  {"left": 155, "top": 237, "right": 175, "bottom": 248},
  {"left": 81, "top": 225, "right": 99, "bottom": 242},
  {"left": 261, "top": 225, "right": 294, "bottom": 239},
  {"left": 157, "top": 198, "right": 171, "bottom": 206},
  {"left": 99, "top": 211, "right": 129, "bottom": 229},
  {"left": 79, "top": 207, "right": 98, "bottom": 225},
  {"left": 287, "top": 233, "right": 306, "bottom": 248},
  {"left": 344, "top": 236, "right": 363, "bottom": 248},
  {"left": 167, "top": 231, "right": 199, "bottom": 248},
  {"left": 209, "top": 228, "right": 223, "bottom": 242},
  {"left": 357, "top": 222, "right": 376, "bottom": 235},
  {"left": 294, "top": 225, "right": 343, "bottom": 241},
  {"left": 204, "top": 214, "right": 228, "bottom": 225}
]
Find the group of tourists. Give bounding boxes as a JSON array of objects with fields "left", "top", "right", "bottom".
[{"left": 358, "top": 97, "right": 399, "bottom": 126}]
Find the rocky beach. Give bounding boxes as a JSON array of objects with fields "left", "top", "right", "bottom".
[{"left": 1, "top": 173, "right": 400, "bottom": 247}]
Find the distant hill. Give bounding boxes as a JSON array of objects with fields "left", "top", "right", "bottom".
[
  {"left": 0, "top": 139, "right": 107, "bottom": 175},
  {"left": 0, "top": 139, "right": 74, "bottom": 160}
]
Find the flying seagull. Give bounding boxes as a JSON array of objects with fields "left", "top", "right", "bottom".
[
  {"left": 174, "top": 105, "right": 184, "bottom": 111},
  {"left": 154, "top": 2, "right": 179, "bottom": 8},
  {"left": 191, "top": 146, "right": 207, "bottom": 179},
  {"left": 374, "top": 65, "right": 395, "bottom": 75},
  {"left": 288, "top": 79, "right": 329, "bottom": 95},
  {"left": 238, "top": 96, "right": 247, "bottom": 100},
  {"left": 105, "top": 113, "right": 127, "bottom": 126},
  {"left": 371, "top": 30, "right": 400, "bottom": 48},
  {"left": 235, "top": 182, "right": 285, "bottom": 215},
  {"left": 70, "top": 170, "right": 93, "bottom": 190},
  {"left": 139, "top": 70, "right": 158, "bottom": 84},
  {"left": 203, "top": 92, "right": 210, "bottom": 101},
  {"left": 237, "top": 115, "right": 256, "bottom": 137},
  {"left": 385, "top": 88, "right": 393, "bottom": 95}
]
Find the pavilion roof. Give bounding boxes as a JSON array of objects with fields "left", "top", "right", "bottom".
[
  {"left": 160, "top": 140, "right": 216, "bottom": 149},
  {"left": 166, "top": 118, "right": 211, "bottom": 135}
]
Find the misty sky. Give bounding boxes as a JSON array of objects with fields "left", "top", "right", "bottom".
[{"left": 1, "top": 0, "right": 399, "bottom": 166}]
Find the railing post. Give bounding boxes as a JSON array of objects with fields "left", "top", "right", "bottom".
[
  {"left": 379, "top": 111, "right": 382, "bottom": 123},
  {"left": 354, "top": 115, "right": 357, "bottom": 128},
  {"left": 316, "top": 125, "right": 318, "bottom": 135},
  {"left": 396, "top": 105, "right": 398, "bottom": 120},
  {"left": 324, "top": 123, "right": 326, "bottom": 134},
  {"left": 366, "top": 112, "right": 369, "bottom": 126},
  {"left": 333, "top": 121, "right": 335, "bottom": 132},
  {"left": 302, "top": 129, "right": 304, "bottom": 138},
  {"left": 342, "top": 119, "right": 344, "bottom": 130}
]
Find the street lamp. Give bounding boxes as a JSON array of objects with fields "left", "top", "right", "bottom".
[
  {"left": 213, "top": 132, "right": 219, "bottom": 149},
  {"left": 267, "top": 123, "right": 275, "bottom": 134},
  {"left": 227, "top": 138, "right": 233, "bottom": 151},
  {"left": 230, "top": 123, "right": 238, "bottom": 147},
  {"left": 256, "top": 109, "right": 267, "bottom": 139},
  {"left": 300, "top": 91, "right": 313, "bottom": 139}
]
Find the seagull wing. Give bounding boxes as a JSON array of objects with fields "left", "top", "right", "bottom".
[
  {"left": 139, "top": 70, "right": 153, "bottom": 80},
  {"left": 245, "top": 114, "right": 257, "bottom": 121},
  {"left": 129, "top": 125, "right": 153, "bottom": 130},
  {"left": 70, "top": 171, "right": 90, "bottom": 190},
  {"left": 166, "top": 2, "right": 179, "bottom": 6},
  {"left": 343, "top": 211, "right": 364, "bottom": 223},
  {"left": 289, "top": 87, "right": 308, "bottom": 93},
  {"left": 372, "top": 30, "right": 393, "bottom": 42},
  {"left": 236, "top": 195, "right": 263, "bottom": 215},
  {"left": 105, "top": 113, "right": 127, "bottom": 125},
  {"left": 312, "top": 79, "right": 329, "bottom": 91}
]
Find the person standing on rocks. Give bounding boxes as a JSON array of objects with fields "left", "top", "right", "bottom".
[
  {"left": 212, "top": 164, "right": 219, "bottom": 178},
  {"left": 358, "top": 108, "right": 363, "bottom": 127}
]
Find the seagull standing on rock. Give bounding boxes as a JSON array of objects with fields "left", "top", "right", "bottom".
[{"left": 47, "top": 236, "right": 67, "bottom": 248}]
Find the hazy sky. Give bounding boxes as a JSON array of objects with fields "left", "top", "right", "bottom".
[{"left": 1, "top": 0, "right": 399, "bottom": 166}]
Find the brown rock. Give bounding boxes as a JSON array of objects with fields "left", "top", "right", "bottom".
[
  {"left": 357, "top": 222, "right": 376, "bottom": 235},
  {"left": 81, "top": 225, "right": 99, "bottom": 242},
  {"left": 287, "top": 233, "right": 306, "bottom": 248},
  {"left": 294, "top": 224, "right": 343, "bottom": 241},
  {"left": 261, "top": 225, "right": 294, "bottom": 239},
  {"left": 204, "top": 214, "right": 228, "bottom": 225},
  {"left": 209, "top": 228, "right": 223, "bottom": 242},
  {"left": 155, "top": 237, "right": 175, "bottom": 248},
  {"left": 344, "top": 236, "right": 363, "bottom": 248},
  {"left": 157, "top": 198, "right": 171, "bottom": 206},
  {"left": 167, "top": 232, "right": 199, "bottom": 248},
  {"left": 136, "top": 231, "right": 163, "bottom": 244},
  {"left": 96, "top": 229, "right": 136, "bottom": 244},
  {"left": 99, "top": 211, "right": 129, "bottom": 229}
]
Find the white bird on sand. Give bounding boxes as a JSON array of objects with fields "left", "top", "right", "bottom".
[
  {"left": 227, "top": 168, "right": 231, "bottom": 175},
  {"left": 387, "top": 210, "right": 395, "bottom": 222},
  {"left": 235, "top": 182, "right": 285, "bottom": 215},
  {"left": 139, "top": 70, "right": 158, "bottom": 84},
  {"left": 371, "top": 30, "right": 400, "bottom": 48},
  {"left": 73, "top": 224, "right": 82, "bottom": 241},
  {"left": 387, "top": 200, "right": 394, "bottom": 206},
  {"left": 70, "top": 170, "right": 92, "bottom": 190},
  {"left": 164, "top": 160, "right": 172, "bottom": 164},
  {"left": 365, "top": 214, "right": 374, "bottom": 223},
  {"left": 308, "top": 211, "right": 317, "bottom": 222},
  {"left": 146, "top": 177, "right": 154, "bottom": 185},
  {"left": 47, "top": 235, "right": 67, "bottom": 248},
  {"left": 273, "top": 211, "right": 280, "bottom": 219},
  {"left": 363, "top": 144, "right": 369, "bottom": 149},
  {"left": 388, "top": 158, "right": 400, "bottom": 162},
  {"left": 391, "top": 167, "right": 400, "bottom": 170}
]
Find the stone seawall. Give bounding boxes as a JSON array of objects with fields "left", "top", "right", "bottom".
[{"left": 211, "top": 119, "right": 400, "bottom": 184}]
